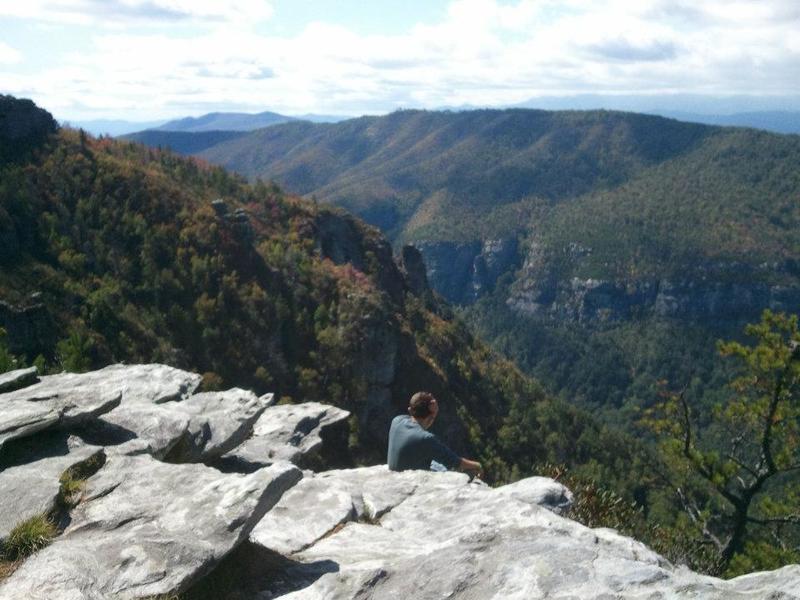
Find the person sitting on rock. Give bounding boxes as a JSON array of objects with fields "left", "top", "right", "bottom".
[{"left": 387, "top": 391, "right": 482, "bottom": 476}]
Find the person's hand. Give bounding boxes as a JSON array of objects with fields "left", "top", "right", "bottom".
[{"left": 465, "top": 459, "right": 482, "bottom": 479}]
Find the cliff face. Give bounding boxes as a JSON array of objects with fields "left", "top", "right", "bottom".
[
  {"left": 415, "top": 237, "right": 520, "bottom": 304},
  {"left": 507, "top": 238, "right": 800, "bottom": 324}
]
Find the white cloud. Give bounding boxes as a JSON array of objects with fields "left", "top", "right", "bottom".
[
  {"left": 0, "top": 0, "right": 273, "bottom": 25},
  {"left": 0, "top": 41, "right": 21, "bottom": 64},
  {"left": 2, "top": 0, "right": 798, "bottom": 119}
]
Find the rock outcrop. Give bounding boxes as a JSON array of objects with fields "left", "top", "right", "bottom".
[
  {"left": 1, "top": 363, "right": 799, "bottom": 599},
  {"left": 416, "top": 237, "right": 520, "bottom": 304},
  {"left": 0, "top": 435, "right": 103, "bottom": 543},
  {"left": 251, "top": 468, "right": 797, "bottom": 600},
  {"left": 0, "top": 366, "right": 38, "bottom": 394},
  {"left": 0, "top": 364, "right": 333, "bottom": 599},
  {"left": 0, "top": 373, "right": 121, "bottom": 450},
  {"left": 397, "top": 244, "right": 431, "bottom": 298},
  {"left": 0, "top": 299, "right": 57, "bottom": 360},
  {"left": 1, "top": 457, "right": 301, "bottom": 599},
  {"left": 509, "top": 240, "right": 800, "bottom": 324},
  {"left": 220, "top": 401, "right": 350, "bottom": 471}
]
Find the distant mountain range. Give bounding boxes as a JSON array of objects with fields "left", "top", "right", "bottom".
[
  {"left": 152, "top": 111, "right": 296, "bottom": 132},
  {"left": 66, "top": 93, "right": 800, "bottom": 137},
  {"left": 513, "top": 93, "right": 800, "bottom": 134},
  {"left": 647, "top": 110, "right": 800, "bottom": 134},
  {"left": 61, "top": 118, "right": 168, "bottom": 137},
  {"left": 67, "top": 111, "right": 348, "bottom": 137}
]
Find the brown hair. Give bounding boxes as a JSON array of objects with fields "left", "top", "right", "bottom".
[{"left": 409, "top": 391, "right": 436, "bottom": 418}]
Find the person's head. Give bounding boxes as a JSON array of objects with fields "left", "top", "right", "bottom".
[{"left": 408, "top": 391, "right": 438, "bottom": 429}]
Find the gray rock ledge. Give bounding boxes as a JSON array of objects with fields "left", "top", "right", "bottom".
[
  {"left": 222, "top": 401, "right": 350, "bottom": 470},
  {"left": 0, "top": 456, "right": 302, "bottom": 600}
]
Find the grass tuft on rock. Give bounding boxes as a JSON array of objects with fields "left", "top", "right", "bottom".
[
  {"left": 1, "top": 515, "right": 56, "bottom": 562},
  {"left": 57, "top": 451, "right": 106, "bottom": 508}
]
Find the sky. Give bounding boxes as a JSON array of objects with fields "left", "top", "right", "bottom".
[{"left": 1, "top": 0, "right": 799, "bottom": 122}]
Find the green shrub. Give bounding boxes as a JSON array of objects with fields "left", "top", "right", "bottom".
[
  {"left": 1, "top": 515, "right": 56, "bottom": 561},
  {"left": 56, "top": 329, "right": 93, "bottom": 373}
]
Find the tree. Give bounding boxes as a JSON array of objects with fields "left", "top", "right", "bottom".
[
  {"left": 0, "top": 327, "right": 19, "bottom": 373},
  {"left": 647, "top": 310, "right": 800, "bottom": 574},
  {"left": 56, "top": 329, "right": 94, "bottom": 373}
]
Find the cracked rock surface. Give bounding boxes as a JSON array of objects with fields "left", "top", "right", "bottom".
[
  {"left": 0, "top": 434, "right": 103, "bottom": 543},
  {"left": 0, "top": 456, "right": 301, "bottom": 600}
]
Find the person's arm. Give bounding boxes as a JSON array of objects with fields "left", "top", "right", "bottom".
[
  {"left": 426, "top": 435, "right": 462, "bottom": 471},
  {"left": 426, "top": 434, "right": 483, "bottom": 477}
]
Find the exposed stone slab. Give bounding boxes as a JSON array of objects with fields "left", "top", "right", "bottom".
[
  {"left": 0, "top": 455, "right": 302, "bottom": 600},
  {"left": 1, "top": 364, "right": 200, "bottom": 450},
  {"left": 0, "top": 371, "right": 123, "bottom": 450},
  {"left": 250, "top": 477, "right": 355, "bottom": 555},
  {"left": 222, "top": 401, "right": 349, "bottom": 469},
  {"left": 0, "top": 366, "right": 38, "bottom": 393},
  {"left": 94, "top": 403, "right": 190, "bottom": 459},
  {"left": 258, "top": 475, "right": 800, "bottom": 599},
  {"left": 0, "top": 435, "right": 103, "bottom": 543},
  {"left": 79, "top": 388, "right": 271, "bottom": 461},
  {"left": 719, "top": 564, "right": 800, "bottom": 597},
  {"left": 166, "top": 389, "right": 274, "bottom": 461},
  {"left": 250, "top": 466, "right": 471, "bottom": 556},
  {"left": 82, "top": 363, "right": 202, "bottom": 405},
  {"left": 314, "top": 465, "right": 470, "bottom": 520}
]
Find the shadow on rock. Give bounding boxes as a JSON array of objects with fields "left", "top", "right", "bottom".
[{"left": 183, "top": 541, "right": 339, "bottom": 600}]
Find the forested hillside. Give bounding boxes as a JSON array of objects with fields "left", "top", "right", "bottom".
[
  {"left": 0, "top": 96, "right": 650, "bottom": 497},
  {"left": 196, "top": 109, "right": 717, "bottom": 238},
  {"left": 170, "top": 109, "right": 800, "bottom": 430},
  {"left": 122, "top": 129, "right": 248, "bottom": 156}
]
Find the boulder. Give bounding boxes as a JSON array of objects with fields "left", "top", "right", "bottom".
[
  {"left": 221, "top": 402, "right": 350, "bottom": 470},
  {"left": 493, "top": 475, "right": 574, "bottom": 515},
  {"left": 0, "top": 435, "right": 103, "bottom": 543},
  {"left": 0, "top": 455, "right": 302, "bottom": 599},
  {"left": 165, "top": 389, "right": 274, "bottom": 462},
  {"left": 0, "top": 366, "right": 38, "bottom": 394}
]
